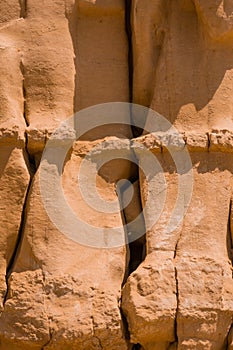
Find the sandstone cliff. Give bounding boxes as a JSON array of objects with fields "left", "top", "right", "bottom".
[{"left": 0, "top": 1, "right": 233, "bottom": 350}]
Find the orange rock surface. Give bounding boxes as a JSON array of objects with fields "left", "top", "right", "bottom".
[{"left": 0, "top": 1, "right": 233, "bottom": 349}]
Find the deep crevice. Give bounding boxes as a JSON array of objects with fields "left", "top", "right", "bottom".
[
  {"left": 3, "top": 169, "right": 34, "bottom": 305},
  {"left": 227, "top": 199, "right": 233, "bottom": 275},
  {"left": 119, "top": 3, "right": 147, "bottom": 348},
  {"left": 117, "top": 173, "right": 146, "bottom": 348},
  {"left": 4, "top": 59, "right": 36, "bottom": 305},
  {"left": 123, "top": 0, "right": 147, "bottom": 282},
  {"left": 19, "top": 0, "right": 27, "bottom": 18}
]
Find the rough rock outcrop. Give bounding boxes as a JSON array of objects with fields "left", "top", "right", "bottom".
[{"left": 0, "top": 1, "right": 233, "bottom": 350}]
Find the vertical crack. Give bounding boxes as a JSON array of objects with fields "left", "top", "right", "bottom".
[
  {"left": 123, "top": 0, "right": 147, "bottom": 283},
  {"left": 125, "top": 180, "right": 146, "bottom": 276},
  {"left": 117, "top": 167, "right": 146, "bottom": 349},
  {"left": 119, "top": 2, "right": 148, "bottom": 348},
  {"left": 3, "top": 59, "right": 36, "bottom": 306},
  {"left": 3, "top": 168, "right": 34, "bottom": 305},
  {"left": 117, "top": 176, "right": 146, "bottom": 285},
  {"left": 19, "top": 0, "right": 27, "bottom": 18},
  {"left": 227, "top": 199, "right": 233, "bottom": 274}
]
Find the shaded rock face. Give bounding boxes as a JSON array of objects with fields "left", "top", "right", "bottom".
[{"left": 0, "top": 1, "right": 233, "bottom": 350}]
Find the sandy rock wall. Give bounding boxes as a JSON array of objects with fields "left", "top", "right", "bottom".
[{"left": 0, "top": 1, "right": 233, "bottom": 349}]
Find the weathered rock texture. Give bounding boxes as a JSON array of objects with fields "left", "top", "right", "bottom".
[{"left": 0, "top": 1, "right": 233, "bottom": 349}]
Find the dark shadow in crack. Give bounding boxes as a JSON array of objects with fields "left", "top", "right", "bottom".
[
  {"left": 4, "top": 151, "right": 36, "bottom": 305},
  {"left": 117, "top": 176, "right": 146, "bottom": 285},
  {"left": 227, "top": 199, "right": 233, "bottom": 276}
]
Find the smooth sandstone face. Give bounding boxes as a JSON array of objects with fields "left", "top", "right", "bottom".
[
  {"left": 132, "top": 0, "right": 233, "bottom": 132},
  {"left": 0, "top": 0, "right": 233, "bottom": 349}
]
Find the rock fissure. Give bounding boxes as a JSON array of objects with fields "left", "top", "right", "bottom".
[
  {"left": 117, "top": 164, "right": 146, "bottom": 347},
  {"left": 3, "top": 58, "right": 36, "bottom": 307},
  {"left": 227, "top": 199, "right": 233, "bottom": 273},
  {"left": 124, "top": 0, "right": 147, "bottom": 278},
  {"left": 19, "top": 0, "right": 27, "bottom": 18},
  {"left": 227, "top": 324, "right": 233, "bottom": 349},
  {"left": 118, "top": 175, "right": 146, "bottom": 283},
  {"left": 119, "top": 3, "right": 148, "bottom": 347},
  {"left": 3, "top": 169, "right": 33, "bottom": 306}
]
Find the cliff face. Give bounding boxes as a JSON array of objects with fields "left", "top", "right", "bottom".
[{"left": 0, "top": 1, "right": 233, "bottom": 349}]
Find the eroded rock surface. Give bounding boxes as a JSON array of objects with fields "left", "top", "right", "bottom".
[{"left": 0, "top": 1, "right": 233, "bottom": 349}]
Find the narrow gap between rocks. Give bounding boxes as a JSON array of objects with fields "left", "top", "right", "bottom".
[
  {"left": 4, "top": 62, "right": 36, "bottom": 305},
  {"left": 117, "top": 177, "right": 145, "bottom": 347},
  {"left": 118, "top": 2, "right": 147, "bottom": 349},
  {"left": 123, "top": 0, "right": 147, "bottom": 282},
  {"left": 118, "top": 177, "right": 146, "bottom": 283},
  {"left": 19, "top": 0, "right": 27, "bottom": 18},
  {"left": 227, "top": 199, "right": 233, "bottom": 273},
  {"left": 4, "top": 155, "right": 35, "bottom": 305},
  {"left": 225, "top": 206, "right": 233, "bottom": 350},
  {"left": 117, "top": 176, "right": 145, "bottom": 285}
]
